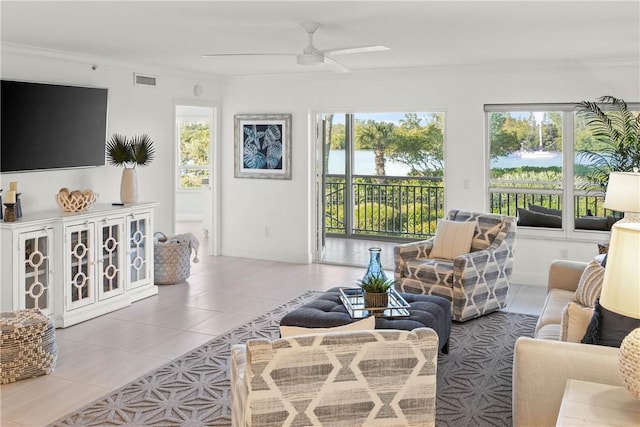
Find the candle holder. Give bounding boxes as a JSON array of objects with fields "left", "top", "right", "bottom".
[
  {"left": 4, "top": 203, "right": 16, "bottom": 222},
  {"left": 15, "top": 193, "right": 22, "bottom": 218}
]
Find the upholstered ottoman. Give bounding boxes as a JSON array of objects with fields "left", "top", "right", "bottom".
[
  {"left": 280, "top": 287, "right": 452, "bottom": 353},
  {"left": 0, "top": 309, "right": 58, "bottom": 384}
]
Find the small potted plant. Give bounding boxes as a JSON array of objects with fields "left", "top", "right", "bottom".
[
  {"left": 357, "top": 273, "right": 395, "bottom": 308},
  {"left": 106, "top": 133, "right": 155, "bottom": 203}
]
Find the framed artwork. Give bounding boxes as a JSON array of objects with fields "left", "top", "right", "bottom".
[{"left": 234, "top": 114, "right": 292, "bottom": 179}]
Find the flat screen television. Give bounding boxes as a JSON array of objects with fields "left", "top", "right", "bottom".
[{"left": 1, "top": 80, "right": 108, "bottom": 173}]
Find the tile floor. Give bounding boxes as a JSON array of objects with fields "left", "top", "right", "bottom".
[{"left": 0, "top": 225, "right": 547, "bottom": 426}]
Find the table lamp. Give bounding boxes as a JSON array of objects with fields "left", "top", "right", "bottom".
[
  {"left": 599, "top": 222, "right": 640, "bottom": 399},
  {"left": 603, "top": 170, "right": 640, "bottom": 223}
]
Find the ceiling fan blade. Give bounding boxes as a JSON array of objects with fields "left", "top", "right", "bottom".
[
  {"left": 324, "top": 56, "right": 349, "bottom": 73},
  {"left": 322, "top": 45, "right": 390, "bottom": 56},
  {"left": 202, "top": 53, "right": 295, "bottom": 58}
]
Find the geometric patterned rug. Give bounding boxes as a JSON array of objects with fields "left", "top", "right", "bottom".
[{"left": 49, "top": 290, "right": 536, "bottom": 426}]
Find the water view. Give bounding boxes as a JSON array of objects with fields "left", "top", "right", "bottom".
[{"left": 327, "top": 150, "right": 568, "bottom": 176}]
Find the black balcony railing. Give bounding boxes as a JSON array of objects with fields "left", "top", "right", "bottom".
[
  {"left": 325, "top": 175, "right": 444, "bottom": 239},
  {"left": 489, "top": 187, "right": 617, "bottom": 219},
  {"left": 325, "top": 175, "right": 618, "bottom": 240}
]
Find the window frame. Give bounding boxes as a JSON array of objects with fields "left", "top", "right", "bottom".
[{"left": 484, "top": 102, "right": 640, "bottom": 241}]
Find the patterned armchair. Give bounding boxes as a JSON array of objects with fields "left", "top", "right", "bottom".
[
  {"left": 395, "top": 210, "right": 517, "bottom": 322},
  {"left": 231, "top": 328, "right": 439, "bottom": 427}
]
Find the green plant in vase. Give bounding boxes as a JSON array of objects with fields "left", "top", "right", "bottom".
[
  {"left": 106, "top": 133, "right": 155, "bottom": 203},
  {"left": 357, "top": 273, "right": 395, "bottom": 308}
]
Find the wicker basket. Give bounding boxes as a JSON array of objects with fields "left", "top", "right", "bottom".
[{"left": 153, "top": 232, "right": 193, "bottom": 285}]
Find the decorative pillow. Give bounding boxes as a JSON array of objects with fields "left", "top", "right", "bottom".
[
  {"left": 575, "top": 216, "right": 611, "bottom": 231},
  {"left": 582, "top": 300, "right": 640, "bottom": 347},
  {"left": 429, "top": 220, "right": 476, "bottom": 260},
  {"left": 573, "top": 260, "right": 604, "bottom": 308},
  {"left": 279, "top": 315, "right": 375, "bottom": 338},
  {"left": 517, "top": 208, "right": 562, "bottom": 228},
  {"left": 561, "top": 302, "right": 594, "bottom": 342},
  {"left": 528, "top": 204, "right": 562, "bottom": 217}
]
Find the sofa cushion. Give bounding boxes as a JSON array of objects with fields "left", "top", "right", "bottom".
[
  {"left": 279, "top": 315, "right": 375, "bottom": 338},
  {"left": 573, "top": 260, "right": 604, "bottom": 308},
  {"left": 528, "top": 204, "right": 562, "bottom": 217},
  {"left": 575, "top": 216, "right": 611, "bottom": 231},
  {"left": 517, "top": 208, "right": 562, "bottom": 228},
  {"left": 561, "top": 302, "right": 594, "bottom": 343},
  {"left": 581, "top": 300, "right": 640, "bottom": 347},
  {"left": 429, "top": 220, "right": 475, "bottom": 260},
  {"left": 535, "top": 288, "right": 575, "bottom": 339}
]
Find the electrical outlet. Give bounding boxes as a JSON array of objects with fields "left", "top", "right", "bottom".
[
  {"left": 265, "top": 226, "right": 271, "bottom": 237},
  {"left": 560, "top": 248, "right": 569, "bottom": 259}
]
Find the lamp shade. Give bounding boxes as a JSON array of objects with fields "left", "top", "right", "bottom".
[
  {"left": 604, "top": 172, "right": 640, "bottom": 213},
  {"left": 599, "top": 223, "right": 640, "bottom": 319}
]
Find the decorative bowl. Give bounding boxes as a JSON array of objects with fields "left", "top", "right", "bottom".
[{"left": 55, "top": 188, "right": 97, "bottom": 212}]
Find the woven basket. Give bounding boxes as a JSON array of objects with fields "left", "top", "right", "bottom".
[
  {"left": 364, "top": 291, "right": 389, "bottom": 308},
  {"left": 154, "top": 232, "right": 192, "bottom": 285}
]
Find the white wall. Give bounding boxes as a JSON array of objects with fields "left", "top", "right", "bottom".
[
  {"left": 220, "top": 61, "right": 639, "bottom": 285},
  {"left": 3, "top": 46, "right": 638, "bottom": 286},
  {"left": 1, "top": 47, "right": 223, "bottom": 235}
]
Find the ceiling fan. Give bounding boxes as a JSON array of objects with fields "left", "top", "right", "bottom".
[{"left": 202, "top": 22, "right": 389, "bottom": 73}]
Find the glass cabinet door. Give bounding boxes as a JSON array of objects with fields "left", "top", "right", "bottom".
[
  {"left": 126, "top": 213, "right": 151, "bottom": 289},
  {"left": 66, "top": 223, "right": 95, "bottom": 310},
  {"left": 98, "top": 219, "right": 124, "bottom": 300},
  {"left": 18, "top": 228, "right": 53, "bottom": 315}
]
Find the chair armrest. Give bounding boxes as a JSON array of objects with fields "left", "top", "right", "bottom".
[
  {"left": 394, "top": 239, "right": 434, "bottom": 277},
  {"left": 548, "top": 260, "right": 588, "bottom": 293},
  {"left": 512, "top": 337, "right": 622, "bottom": 427},
  {"left": 231, "top": 344, "right": 248, "bottom": 427}
]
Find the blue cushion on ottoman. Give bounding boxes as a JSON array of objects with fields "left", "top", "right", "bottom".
[{"left": 280, "top": 287, "right": 452, "bottom": 353}]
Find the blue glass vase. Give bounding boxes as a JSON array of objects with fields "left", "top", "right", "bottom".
[{"left": 362, "top": 247, "right": 387, "bottom": 281}]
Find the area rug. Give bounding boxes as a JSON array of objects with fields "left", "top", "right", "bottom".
[{"left": 50, "top": 292, "right": 537, "bottom": 427}]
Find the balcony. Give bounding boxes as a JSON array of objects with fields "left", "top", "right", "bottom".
[{"left": 324, "top": 176, "right": 618, "bottom": 247}]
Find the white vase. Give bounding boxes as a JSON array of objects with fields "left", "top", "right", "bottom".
[{"left": 120, "top": 168, "right": 138, "bottom": 203}]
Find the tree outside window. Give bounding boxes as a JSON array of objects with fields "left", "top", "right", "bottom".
[{"left": 178, "top": 121, "right": 210, "bottom": 189}]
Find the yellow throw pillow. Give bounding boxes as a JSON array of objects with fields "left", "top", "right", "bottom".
[
  {"left": 429, "top": 220, "right": 476, "bottom": 260},
  {"left": 561, "top": 302, "right": 594, "bottom": 342},
  {"left": 279, "top": 316, "right": 375, "bottom": 338}
]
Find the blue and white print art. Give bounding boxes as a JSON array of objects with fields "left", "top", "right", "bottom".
[{"left": 235, "top": 114, "right": 292, "bottom": 179}]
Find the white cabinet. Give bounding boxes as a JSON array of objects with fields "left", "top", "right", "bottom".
[
  {"left": 1, "top": 203, "right": 158, "bottom": 327},
  {"left": 16, "top": 227, "right": 54, "bottom": 315}
]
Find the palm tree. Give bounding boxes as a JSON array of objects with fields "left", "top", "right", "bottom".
[
  {"left": 356, "top": 121, "right": 396, "bottom": 176},
  {"left": 576, "top": 96, "right": 640, "bottom": 192}
]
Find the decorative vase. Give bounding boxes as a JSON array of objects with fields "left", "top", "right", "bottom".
[
  {"left": 363, "top": 247, "right": 387, "bottom": 281},
  {"left": 619, "top": 327, "right": 640, "bottom": 400},
  {"left": 364, "top": 290, "right": 389, "bottom": 308},
  {"left": 120, "top": 168, "right": 138, "bottom": 203}
]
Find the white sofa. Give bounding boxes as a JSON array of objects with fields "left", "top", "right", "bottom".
[{"left": 512, "top": 260, "right": 623, "bottom": 427}]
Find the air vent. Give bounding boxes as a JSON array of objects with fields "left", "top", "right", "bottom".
[{"left": 133, "top": 73, "right": 157, "bottom": 87}]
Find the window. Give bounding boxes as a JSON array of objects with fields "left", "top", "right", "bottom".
[
  {"left": 322, "top": 111, "right": 445, "bottom": 239},
  {"left": 176, "top": 119, "right": 210, "bottom": 189},
  {"left": 487, "top": 102, "right": 638, "bottom": 233}
]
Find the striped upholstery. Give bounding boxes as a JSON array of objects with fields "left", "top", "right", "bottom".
[
  {"left": 394, "top": 210, "right": 517, "bottom": 322},
  {"left": 231, "top": 328, "right": 438, "bottom": 427}
]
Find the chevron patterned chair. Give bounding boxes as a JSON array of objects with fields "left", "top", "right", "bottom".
[
  {"left": 231, "top": 328, "right": 439, "bottom": 427},
  {"left": 394, "top": 210, "right": 517, "bottom": 322}
]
